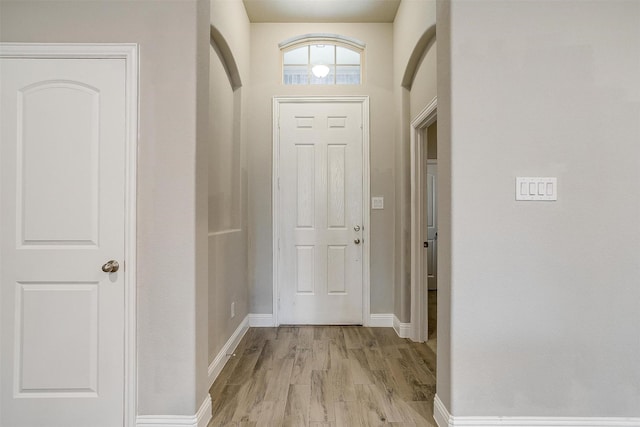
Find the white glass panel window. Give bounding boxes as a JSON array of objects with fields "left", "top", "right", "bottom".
[
  {"left": 335, "top": 65, "right": 361, "bottom": 85},
  {"left": 283, "top": 65, "right": 309, "bottom": 85},
  {"left": 310, "top": 66, "right": 335, "bottom": 85},
  {"left": 284, "top": 46, "right": 308, "bottom": 65},
  {"left": 282, "top": 40, "right": 362, "bottom": 85},
  {"left": 310, "top": 45, "right": 335, "bottom": 66},
  {"left": 336, "top": 46, "right": 360, "bottom": 65}
]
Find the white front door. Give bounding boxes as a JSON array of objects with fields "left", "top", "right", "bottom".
[
  {"left": 1, "top": 56, "right": 127, "bottom": 426},
  {"left": 277, "top": 100, "right": 364, "bottom": 324},
  {"left": 426, "top": 160, "right": 438, "bottom": 290}
]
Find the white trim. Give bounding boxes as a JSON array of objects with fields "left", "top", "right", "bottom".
[
  {"left": 434, "top": 394, "right": 453, "bottom": 427},
  {"left": 433, "top": 395, "right": 640, "bottom": 427},
  {"left": 278, "top": 33, "right": 366, "bottom": 50},
  {"left": 249, "top": 313, "right": 276, "bottom": 327},
  {"left": 123, "top": 43, "right": 139, "bottom": 427},
  {"left": 207, "top": 315, "right": 249, "bottom": 389},
  {"left": 362, "top": 97, "right": 371, "bottom": 327},
  {"left": 393, "top": 315, "right": 412, "bottom": 339},
  {"left": 136, "top": 395, "right": 212, "bottom": 427},
  {"left": 0, "top": 42, "right": 139, "bottom": 427},
  {"left": 410, "top": 96, "right": 437, "bottom": 343},
  {"left": 0, "top": 42, "right": 139, "bottom": 59},
  {"left": 272, "top": 96, "right": 371, "bottom": 327},
  {"left": 369, "top": 313, "right": 394, "bottom": 327},
  {"left": 272, "top": 97, "right": 279, "bottom": 326},
  {"left": 195, "top": 396, "right": 213, "bottom": 427}
]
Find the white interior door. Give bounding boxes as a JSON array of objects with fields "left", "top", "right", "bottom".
[
  {"left": 278, "top": 101, "right": 364, "bottom": 324},
  {"left": 426, "top": 160, "right": 438, "bottom": 290},
  {"left": 1, "top": 57, "right": 127, "bottom": 426}
]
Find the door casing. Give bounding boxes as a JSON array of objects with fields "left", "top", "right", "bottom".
[
  {"left": 272, "top": 96, "right": 370, "bottom": 326},
  {"left": 0, "top": 43, "right": 138, "bottom": 426},
  {"left": 410, "top": 96, "right": 437, "bottom": 342}
]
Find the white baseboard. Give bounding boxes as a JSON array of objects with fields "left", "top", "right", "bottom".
[
  {"left": 369, "top": 313, "right": 394, "bottom": 327},
  {"left": 248, "top": 313, "right": 400, "bottom": 328},
  {"left": 137, "top": 394, "right": 212, "bottom": 427},
  {"left": 208, "top": 315, "right": 249, "bottom": 388},
  {"left": 195, "top": 396, "right": 212, "bottom": 427},
  {"left": 247, "top": 312, "right": 413, "bottom": 339},
  {"left": 393, "top": 315, "right": 411, "bottom": 338},
  {"left": 433, "top": 394, "right": 640, "bottom": 427},
  {"left": 434, "top": 394, "right": 453, "bottom": 427},
  {"left": 369, "top": 313, "right": 411, "bottom": 338},
  {"left": 249, "top": 313, "right": 275, "bottom": 327}
]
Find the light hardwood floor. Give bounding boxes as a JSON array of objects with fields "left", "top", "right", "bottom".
[{"left": 208, "top": 322, "right": 437, "bottom": 426}]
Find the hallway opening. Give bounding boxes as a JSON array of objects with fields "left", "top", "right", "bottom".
[{"left": 206, "top": 1, "right": 440, "bottom": 426}]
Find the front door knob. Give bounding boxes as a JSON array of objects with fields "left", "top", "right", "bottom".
[
  {"left": 354, "top": 238, "right": 361, "bottom": 245},
  {"left": 102, "top": 260, "right": 120, "bottom": 273}
]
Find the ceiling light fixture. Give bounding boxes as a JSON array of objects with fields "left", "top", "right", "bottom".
[{"left": 311, "top": 64, "right": 330, "bottom": 78}]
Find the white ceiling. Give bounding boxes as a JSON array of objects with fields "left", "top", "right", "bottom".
[{"left": 242, "top": 0, "right": 402, "bottom": 23}]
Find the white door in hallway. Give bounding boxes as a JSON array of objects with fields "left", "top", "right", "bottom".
[
  {"left": 277, "top": 101, "right": 364, "bottom": 324},
  {"left": 1, "top": 56, "right": 127, "bottom": 426},
  {"left": 426, "top": 160, "right": 438, "bottom": 290}
]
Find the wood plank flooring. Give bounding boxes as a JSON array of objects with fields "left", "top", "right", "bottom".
[{"left": 208, "top": 324, "right": 437, "bottom": 427}]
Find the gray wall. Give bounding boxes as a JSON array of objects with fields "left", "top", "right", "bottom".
[
  {"left": 247, "top": 23, "right": 396, "bottom": 316},
  {"left": 427, "top": 122, "right": 437, "bottom": 160},
  {"left": 410, "top": 41, "right": 437, "bottom": 121},
  {"left": 393, "top": 0, "right": 437, "bottom": 322},
  {"left": 0, "top": 0, "right": 211, "bottom": 416},
  {"left": 436, "top": 0, "right": 452, "bottom": 410},
  {"left": 443, "top": 0, "right": 640, "bottom": 416},
  {"left": 208, "top": 0, "right": 251, "bottom": 371},
  {"left": 195, "top": 0, "right": 211, "bottom": 410}
]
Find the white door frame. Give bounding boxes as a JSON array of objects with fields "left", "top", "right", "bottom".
[
  {"left": 0, "top": 43, "right": 139, "bottom": 426},
  {"left": 410, "top": 96, "right": 437, "bottom": 342},
  {"left": 272, "top": 96, "right": 370, "bottom": 326}
]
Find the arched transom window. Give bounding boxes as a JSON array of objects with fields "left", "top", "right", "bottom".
[{"left": 280, "top": 34, "right": 364, "bottom": 85}]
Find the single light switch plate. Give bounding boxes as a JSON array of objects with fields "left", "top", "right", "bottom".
[
  {"left": 516, "top": 177, "right": 557, "bottom": 201},
  {"left": 372, "top": 197, "right": 384, "bottom": 209}
]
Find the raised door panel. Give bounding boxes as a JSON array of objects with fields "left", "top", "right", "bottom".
[
  {"left": 296, "top": 246, "right": 315, "bottom": 294},
  {"left": 327, "top": 245, "right": 347, "bottom": 294},
  {"left": 18, "top": 82, "right": 99, "bottom": 247},
  {"left": 16, "top": 282, "right": 99, "bottom": 396},
  {"left": 296, "top": 144, "right": 315, "bottom": 228},
  {"left": 327, "top": 144, "right": 346, "bottom": 229}
]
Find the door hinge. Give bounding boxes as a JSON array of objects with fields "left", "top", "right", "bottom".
[
  {"left": 277, "top": 177, "right": 280, "bottom": 189},
  {"left": 423, "top": 241, "right": 428, "bottom": 248},
  {"left": 278, "top": 238, "right": 280, "bottom": 250}
]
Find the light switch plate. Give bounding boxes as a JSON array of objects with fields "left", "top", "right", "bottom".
[
  {"left": 516, "top": 177, "right": 557, "bottom": 201},
  {"left": 372, "top": 197, "right": 384, "bottom": 209}
]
